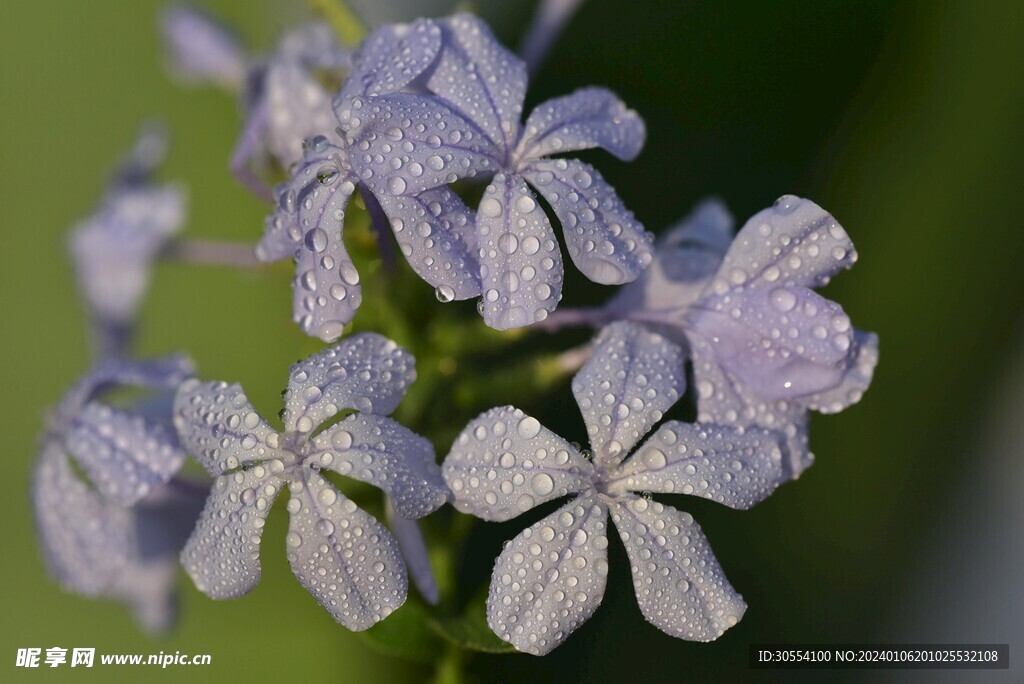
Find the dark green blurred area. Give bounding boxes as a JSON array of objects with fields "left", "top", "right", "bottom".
[{"left": 2, "top": 1, "right": 1022, "bottom": 682}]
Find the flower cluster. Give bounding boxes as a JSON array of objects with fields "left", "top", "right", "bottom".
[{"left": 33, "top": 3, "right": 877, "bottom": 662}]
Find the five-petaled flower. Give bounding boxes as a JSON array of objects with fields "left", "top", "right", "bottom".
[
  {"left": 340, "top": 14, "right": 653, "bottom": 330},
  {"left": 174, "top": 333, "right": 448, "bottom": 629},
  {"left": 546, "top": 196, "right": 879, "bottom": 477},
  {"left": 32, "top": 354, "right": 203, "bottom": 633},
  {"left": 443, "top": 322, "right": 785, "bottom": 654}
]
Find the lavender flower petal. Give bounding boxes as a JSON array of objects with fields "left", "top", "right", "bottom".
[
  {"left": 161, "top": 4, "right": 247, "bottom": 88},
  {"left": 65, "top": 403, "right": 187, "bottom": 506},
  {"left": 686, "top": 286, "right": 855, "bottom": 399},
  {"left": 343, "top": 92, "right": 501, "bottom": 196},
  {"left": 313, "top": 414, "right": 447, "bottom": 519},
  {"left": 611, "top": 495, "right": 746, "bottom": 641},
  {"left": 282, "top": 333, "right": 417, "bottom": 432},
  {"left": 523, "top": 158, "right": 652, "bottom": 285},
  {"left": 172, "top": 380, "right": 278, "bottom": 477},
  {"left": 443, "top": 406, "right": 593, "bottom": 521},
  {"left": 807, "top": 330, "right": 880, "bottom": 414},
  {"left": 607, "top": 422, "right": 784, "bottom": 508},
  {"left": 374, "top": 186, "right": 482, "bottom": 299},
  {"left": 286, "top": 470, "right": 406, "bottom": 630},
  {"left": 262, "top": 60, "right": 340, "bottom": 168},
  {"left": 385, "top": 499, "right": 439, "bottom": 605},
  {"left": 572, "top": 322, "right": 684, "bottom": 465},
  {"left": 477, "top": 173, "right": 564, "bottom": 330},
  {"left": 713, "top": 195, "right": 856, "bottom": 291},
  {"left": 487, "top": 494, "right": 609, "bottom": 655},
  {"left": 32, "top": 445, "right": 133, "bottom": 596},
  {"left": 181, "top": 468, "right": 284, "bottom": 599},
  {"left": 339, "top": 18, "right": 442, "bottom": 102},
  {"left": 429, "top": 14, "right": 527, "bottom": 151},
  {"left": 516, "top": 87, "right": 645, "bottom": 162}
]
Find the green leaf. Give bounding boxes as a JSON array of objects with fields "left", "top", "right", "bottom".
[
  {"left": 356, "top": 600, "right": 443, "bottom": 663},
  {"left": 428, "top": 592, "right": 519, "bottom": 655}
]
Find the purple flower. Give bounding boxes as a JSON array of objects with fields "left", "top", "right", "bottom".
[
  {"left": 69, "top": 126, "right": 186, "bottom": 358},
  {"left": 443, "top": 322, "right": 784, "bottom": 654},
  {"left": 547, "top": 196, "right": 879, "bottom": 477},
  {"left": 173, "top": 334, "right": 447, "bottom": 630},
  {"left": 32, "top": 355, "right": 202, "bottom": 632},
  {"left": 338, "top": 14, "right": 652, "bottom": 330}
]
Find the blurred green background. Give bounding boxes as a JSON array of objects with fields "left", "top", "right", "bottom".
[{"left": 2, "top": 0, "right": 1022, "bottom": 681}]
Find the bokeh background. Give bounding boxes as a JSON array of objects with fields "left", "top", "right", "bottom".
[{"left": 2, "top": 0, "right": 1022, "bottom": 681}]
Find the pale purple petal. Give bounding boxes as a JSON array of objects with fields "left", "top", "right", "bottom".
[
  {"left": 172, "top": 380, "right": 278, "bottom": 476},
  {"left": 477, "top": 173, "right": 563, "bottom": 330},
  {"left": 283, "top": 333, "right": 417, "bottom": 432},
  {"left": 515, "top": 87, "right": 645, "bottom": 162},
  {"left": 161, "top": 4, "right": 247, "bottom": 89},
  {"left": 338, "top": 18, "right": 442, "bottom": 102},
  {"left": 111, "top": 559, "right": 179, "bottom": 635},
  {"left": 52, "top": 355, "right": 194, "bottom": 434},
  {"left": 258, "top": 140, "right": 363, "bottom": 341},
  {"left": 429, "top": 13, "right": 527, "bottom": 151},
  {"left": 261, "top": 60, "right": 341, "bottom": 168},
  {"left": 443, "top": 406, "right": 593, "bottom": 521},
  {"left": 807, "top": 330, "right": 879, "bottom": 414},
  {"left": 606, "top": 422, "right": 784, "bottom": 509},
  {"left": 32, "top": 444, "right": 132, "bottom": 596},
  {"left": 386, "top": 499, "right": 439, "bottom": 605},
  {"left": 523, "top": 158, "right": 652, "bottom": 285},
  {"left": 313, "top": 414, "right": 447, "bottom": 519},
  {"left": 604, "top": 199, "right": 732, "bottom": 329},
  {"left": 286, "top": 470, "right": 406, "bottom": 630},
  {"left": 690, "top": 336, "right": 812, "bottom": 477},
  {"left": 70, "top": 184, "right": 186, "bottom": 324},
  {"left": 610, "top": 495, "right": 746, "bottom": 641},
  {"left": 572, "top": 322, "right": 685, "bottom": 465},
  {"left": 374, "top": 186, "right": 482, "bottom": 299},
  {"left": 277, "top": 23, "right": 348, "bottom": 69},
  {"left": 65, "top": 403, "right": 187, "bottom": 506},
  {"left": 712, "top": 195, "right": 856, "bottom": 291},
  {"left": 181, "top": 468, "right": 284, "bottom": 599},
  {"left": 686, "top": 286, "right": 855, "bottom": 399},
  {"left": 487, "top": 494, "right": 609, "bottom": 655},
  {"left": 343, "top": 92, "right": 501, "bottom": 195}
]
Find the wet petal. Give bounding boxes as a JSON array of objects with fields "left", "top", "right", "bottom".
[
  {"left": 385, "top": 499, "right": 439, "bottom": 605},
  {"left": 258, "top": 140, "right": 362, "bottom": 341},
  {"left": 283, "top": 333, "right": 417, "bottom": 432},
  {"left": 261, "top": 60, "right": 340, "bottom": 167},
  {"left": 343, "top": 92, "right": 501, "bottom": 196},
  {"left": 523, "top": 158, "right": 652, "bottom": 285},
  {"left": 111, "top": 558, "right": 179, "bottom": 635},
  {"left": 443, "top": 406, "right": 593, "bottom": 521},
  {"left": 807, "top": 329, "right": 879, "bottom": 414},
  {"left": 477, "top": 173, "right": 563, "bottom": 330},
  {"left": 172, "top": 380, "right": 279, "bottom": 477},
  {"left": 611, "top": 495, "right": 746, "bottom": 641},
  {"left": 286, "top": 470, "right": 406, "bottom": 630},
  {"left": 712, "top": 195, "right": 856, "bottom": 291},
  {"left": 181, "top": 467, "right": 284, "bottom": 599},
  {"left": 70, "top": 184, "right": 186, "bottom": 324},
  {"left": 313, "top": 413, "right": 447, "bottom": 519},
  {"left": 161, "top": 4, "right": 247, "bottom": 88},
  {"left": 375, "top": 186, "right": 482, "bottom": 299},
  {"left": 516, "top": 87, "right": 645, "bottom": 162},
  {"left": 338, "top": 18, "right": 442, "bottom": 102},
  {"left": 572, "top": 322, "right": 685, "bottom": 465},
  {"left": 32, "top": 444, "right": 133, "bottom": 596},
  {"left": 687, "top": 286, "right": 855, "bottom": 399},
  {"left": 607, "top": 422, "right": 784, "bottom": 509},
  {"left": 66, "top": 403, "right": 187, "bottom": 506},
  {"left": 487, "top": 494, "right": 609, "bottom": 655},
  {"left": 604, "top": 199, "right": 732, "bottom": 325},
  {"left": 429, "top": 13, "right": 527, "bottom": 150},
  {"left": 690, "top": 337, "right": 812, "bottom": 478}
]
